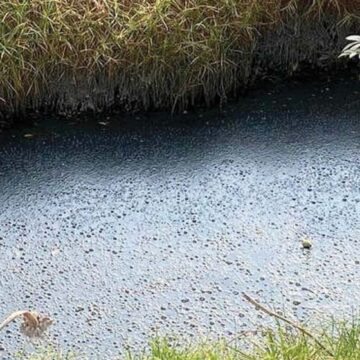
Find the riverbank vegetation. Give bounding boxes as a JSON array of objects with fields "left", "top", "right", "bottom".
[
  {"left": 340, "top": 35, "right": 360, "bottom": 59},
  {"left": 14, "top": 295, "right": 360, "bottom": 359},
  {"left": 19, "top": 320, "right": 360, "bottom": 359},
  {"left": 0, "top": 0, "right": 359, "bottom": 119}
]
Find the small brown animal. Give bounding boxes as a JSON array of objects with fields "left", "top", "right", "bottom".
[{"left": 0, "top": 310, "right": 53, "bottom": 338}]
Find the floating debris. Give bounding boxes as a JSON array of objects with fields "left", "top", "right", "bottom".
[
  {"left": 302, "top": 238, "right": 312, "bottom": 249},
  {"left": 0, "top": 310, "right": 53, "bottom": 338},
  {"left": 23, "top": 133, "right": 34, "bottom": 138}
]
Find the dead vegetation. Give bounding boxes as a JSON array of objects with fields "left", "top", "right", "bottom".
[
  {"left": 0, "top": 310, "right": 53, "bottom": 338},
  {"left": 0, "top": 0, "right": 359, "bottom": 118}
]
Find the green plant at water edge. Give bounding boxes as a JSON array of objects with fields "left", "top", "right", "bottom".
[
  {"left": 15, "top": 319, "right": 360, "bottom": 359},
  {"left": 340, "top": 36, "right": 360, "bottom": 59},
  {"left": 12, "top": 296, "right": 360, "bottom": 359}
]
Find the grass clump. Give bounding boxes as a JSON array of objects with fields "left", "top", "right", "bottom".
[
  {"left": 0, "top": 0, "right": 359, "bottom": 116},
  {"left": 15, "top": 320, "right": 360, "bottom": 360}
]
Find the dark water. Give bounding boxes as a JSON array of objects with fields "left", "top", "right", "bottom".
[{"left": 1, "top": 76, "right": 360, "bottom": 357}]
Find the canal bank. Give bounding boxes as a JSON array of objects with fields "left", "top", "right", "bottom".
[{"left": 0, "top": 0, "right": 360, "bottom": 122}]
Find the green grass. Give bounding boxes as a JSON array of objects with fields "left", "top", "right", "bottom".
[
  {"left": 0, "top": 0, "right": 359, "bottom": 115},
  {"left": 16, "top": 320, "right": 360, "bottom": 360}
]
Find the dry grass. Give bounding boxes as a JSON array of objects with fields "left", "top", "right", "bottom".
[{"left": 0, "top": 0, "right": 359, "bottom": 116}]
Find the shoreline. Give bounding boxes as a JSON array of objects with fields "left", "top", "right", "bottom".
[{"left": 1, "top": 1, "right": 359, "bottom": 124}]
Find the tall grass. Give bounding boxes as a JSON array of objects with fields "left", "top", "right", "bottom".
[{"left": 0, "top": 0, "right": 359, "bottom": 116}]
